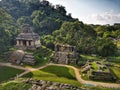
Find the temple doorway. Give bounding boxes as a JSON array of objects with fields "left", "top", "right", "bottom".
[{"left": 23, "top": 40, "right": 27, "bottom": 46}]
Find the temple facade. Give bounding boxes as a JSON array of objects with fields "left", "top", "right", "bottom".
[
  {"left": 52, "top": 44, "right": 78, "bottom": 64},
  {"left": 16, "top": 25, "right": 41, "bottom": 50}
]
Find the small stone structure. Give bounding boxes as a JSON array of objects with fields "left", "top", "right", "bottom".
[
  {"left": 52, "top": 44, "right": 78, "bottom": 64},
  {"left": 89, "top": 71, "right": 115, "bottom": 81},
  {"left": 8, "top": 50, "right": 35, "bottom": 65},
  {"left": 81, "top": 61, "right": 116, "bottom": 81},
  {"left": 16, "top": 25, "right": 41, "bottom": 50}
]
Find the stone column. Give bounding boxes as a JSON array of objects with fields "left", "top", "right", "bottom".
[
  {"left": 26, "top": 41, "right": 29, "bottom": 46},
  {"left": 16, "top": 40, "right": 19, "bottom": 46},
  {"left": 20, "top": 40, "right": 23, "bottom": 46},
  {"left": 31, "top": 41, "right": 34, "bottom": 46}
]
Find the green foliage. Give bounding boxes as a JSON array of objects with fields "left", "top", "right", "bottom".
[
  {"left": 32, "top": 46, "right": 53, "bottom": 67},
  {"left": 0, "top": 82, "right": 31, "bottom": 90},
  {"left": 52, "top": 21, "right": 97, "bottom": 54},
  {"left": 0, "top": 8, "right": 17, "bottom": 53},
  {"left": 109, "top": 67, "right": 120, "bottom": 80},
  {"left": 94, "top": 24, "right": 120, "bottom": 39},
  {"left": 41, "top": 35, "right": 55, "bottom": 50},
  {"left": 108, "top": 56, "right": 120, "bottom": 63},
  {"left": 0, "top": 66, "right": 24, "bottom": 82},
  {"left": 0, "top": 0, "right": 74, "bottom": 35},
  {"left": 96, "top": 38, "right": 117, "bottom": 56}
]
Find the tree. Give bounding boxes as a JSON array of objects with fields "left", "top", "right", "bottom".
[
  {"left": 96, "top": 38, "right": 117, "bottom": 56},
  {"left": 95, "top": 26, "right": 108, "bottom": 37},
  {"left": 56, "top": 5, "right": 66, "bottom": 15},
  {"left": 52, "top": 21, "right": 97, "bottom": 54},
  {"left": 0, "top": 8, "right": 17, "bottom": 53}
]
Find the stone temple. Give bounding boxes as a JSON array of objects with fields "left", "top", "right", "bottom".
[
  {"left": 16, "top": 25, "right": 41, "bottom": 50},
  {"left": 52, "top": 44, "right": 78, "bottom": 64}
]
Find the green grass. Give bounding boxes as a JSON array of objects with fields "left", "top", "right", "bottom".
[
  {"left": 81, "top": 54, "right": 102, "bottom": 61},
  {"left": 0, "top": 66, "right": 24, "bottom": 82},
  {"left": 108, "top": 56, "right": 120, "bottom": 63},
  {"left": 117, "top": 41, "right": 120, "bottom": 47},
  {"left": 0, "top": 59, "right": 5, "bottom": 62},
  {"left": 23, "top": 65, "right": 81, "bottom": 86},
  {"left": 0, "top": 81, "right": 31, "bottom": 90},
  {"left": 91, "top": 62, "right": 98, "bottom": 71},
  {"left": 109, "top": 67, "right": 120, "bottom": 80},
  {"left": 41, "top": 65, "right": 76, "bottom": 79},
  {"left": 80, "top": 71, "right": 90, "bottom": 80}
]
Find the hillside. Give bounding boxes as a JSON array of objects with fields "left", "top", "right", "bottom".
[{"left": 0, "top": 0, "right": 119, "bottom": 57}]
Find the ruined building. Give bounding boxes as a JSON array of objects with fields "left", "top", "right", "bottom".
[
  {"left": 52, "top": 44, "right": 78, "bottom": 64},
  {"left": 8, "top": 50, "right": 36, "bottom": 65},
  {"left": 16, "top": 25, "right": 41, "bottom": 50}
]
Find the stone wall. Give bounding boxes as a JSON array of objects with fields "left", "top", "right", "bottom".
[
  {"left": 8, "top": 50, "right": 25, "bottom": 64},
  {"left": 53, "top": 44, "right": 78, "bottom": 64},
  {"left": 89, "top": 71, "right": 116, "bottom": 81},
  {"left": 8, "top": 50, "right": 36, "bottom": 65},
  {"left": 24, "top": 79, "right": 84, "bottom": 90}
]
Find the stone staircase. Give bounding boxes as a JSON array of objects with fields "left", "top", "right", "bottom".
[{"left": 22, "top": 53, "right": 36, "bottom": 65}]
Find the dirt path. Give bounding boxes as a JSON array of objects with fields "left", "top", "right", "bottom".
[
  {"left": 0, "top": 62, "right": 120, "bottom": 89},
  {"left": 0, "top": 62, "right": 27, "bottom": 70}
]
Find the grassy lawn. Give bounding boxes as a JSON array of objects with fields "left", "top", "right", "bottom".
[
  {"left": 109, "top": 67, "right": 120, "bottom": 80},
  {"left": 0, "top": 66, "right": 24, "bottom": 82},
  {"left": 0, "top": 81, "right": 31, "bottom": 90},
  {"left": 23, "top": 65, "right": 81, "bottom": 86}
]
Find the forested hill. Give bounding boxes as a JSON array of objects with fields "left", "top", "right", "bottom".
[
  {"left": 0, "top": 0, "right": 120, "bottom": 56},
  {"left": 0, "top": 0, "right": 74, "bottom": 34}
]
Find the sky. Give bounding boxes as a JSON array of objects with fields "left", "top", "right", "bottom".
[{"left": 48, "top": 0, "right": 120, "bottom": 25}]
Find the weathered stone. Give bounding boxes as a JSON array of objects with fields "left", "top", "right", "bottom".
[
  {"left": 9, "top": 51, "right": 35, "bottom": 65},
  {"left": 26, "top": 79, "right": 83, "bottom": 90},
  {"left": 16, "top": 24, "right": 41, "bottom": 50},
  {"left": 31, "top": 84, "right": 37, "bottom": 89},
  {"left": 37, "top": 86, "right": 42, "bottom": 90},
  {"left": 46, "top": 81, "right": 53, "bottom": 85},
  {"left": 52, "top": 44, "right": 78, "bottom": 64},
  {"left": 8, "top": 50, "right": 25, "bottom": 64},
  {"left": 52, "top": 82, "right": 60, "bottom": 86}
]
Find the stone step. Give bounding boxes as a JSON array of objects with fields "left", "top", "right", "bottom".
[
  {"left": 23, "top": 58, "right": 35, "bottom": 61},
  {"left": 24, "top": 55, "right": 34, "bottom": 58},
  {"left": 22, "top": 52, "right": 36, "bottom": 65}
]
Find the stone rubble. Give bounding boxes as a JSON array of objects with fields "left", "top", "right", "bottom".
[{"left": 24, "top": 79, "right": 85, "bottom": 90}]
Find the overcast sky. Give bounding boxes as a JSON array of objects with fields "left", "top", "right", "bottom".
[{"left": 48, "top": 0, "right": 120, "bottom": 25}]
